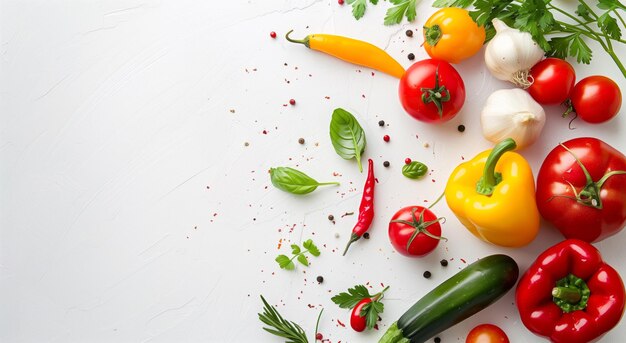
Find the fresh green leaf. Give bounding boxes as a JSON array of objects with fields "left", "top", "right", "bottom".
[
  {"left": 270, "top": 167, "right": 339, "bottom": 195},
  {"left": 370, "top": 0, "right": 379, "bottom": 4},
  {"left": 329, "top": 108, "right": 366, "bottom": 172},
  {"left": 576, "top": 4, "right": 593, "bottom": 21},
  {"left": 569, "top": 34, "right": 593, "bottom": 64},
  {"left": 433, "top": 0, "right": 474, "bottom": 8},
  {"left": 547, "top": 34, "right": 574, "bottom": 59},
  {"left": 598, "top": 0, "right": 626, "bottom": 10},
  {"left": 384, "top": 0, "right": 419, "bottom": 25},
  {"left": 331, "top": 285, "right": 372, "bottom": 309},
  {"left": 259, "top": 295, "right": 310, "bottom": 343},
  {"left": 303, "top": 239, "right": 321, "bottom": 257},
  {"left": 276, "top": 254, "right": 295, "bottom": 270},
  {"left": 347, "top": 0, "right": 368, "bottom": 20},
  {"left": 291, "top": 244, "right": 301, "bottom": 255},
  {"left": 598, "top": 12, "right": 622, "bottom": 39},
  {"left": 297, "top": 254, "right": 309, "bottom": 266},
  {"left": 360, "top": 300, "right": 385, "bottom": 329},
  {"left": 402, "top": 161, "right": 428, "bottom": 179}
]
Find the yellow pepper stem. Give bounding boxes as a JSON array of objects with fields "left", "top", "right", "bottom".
[
  {"left": 285, "top": 30, "right": 310, "bottom": 48},
  {"left": 476, "top": 138, "right": 517, "bottom": 196}
]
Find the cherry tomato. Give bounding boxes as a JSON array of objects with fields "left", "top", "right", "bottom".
[
  {"left": 569, "top": 75, "right": 622, "bottom": 123},
  {"left": 388, "top": 206, "right": 443, "bottom": 257},
  {"left": 423, "top": 8, "right": 486, "bottom": 64},
  {"left": 350, "top": 298, "right": 371, "bottom": 332},
  {"left": 536, "top": 137, "right": 626, "bottom": 242},
  {"left": 399, "top": 59, "right": 465, "bottom": 123},
  {"left": 528, "top": 58, "right": 576, "bottom": 105},
  {"left": 466, "top": 324, "right": 509, "bottom": 343}
]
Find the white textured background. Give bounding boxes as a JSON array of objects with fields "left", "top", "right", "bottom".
[{"left": 1, "top": 1, "right": 625, "bottom": 342}]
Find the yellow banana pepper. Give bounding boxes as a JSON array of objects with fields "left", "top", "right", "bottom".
[{"left": 444, "top": 138, "right": 539, "bottom": 247}]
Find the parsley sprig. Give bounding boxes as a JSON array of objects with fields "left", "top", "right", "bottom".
[
  {"left": 275, "top": 239, "right": 321, "bottom": 270},
  {"left": 347, "top": 0, "right": 420, "bottom": 25},
  {"left": 434, "top": 0, "right": 626, "bottom": 78},
  {"left": 258, "top": 295, "right": 324, "bottom": 343},
  {"left": 331, "top": 284, "right": 390, "bottom": 330}
]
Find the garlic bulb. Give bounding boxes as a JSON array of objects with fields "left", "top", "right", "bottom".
[
  {"left": 484, "top": 19, "right": 544, "bottom": 88},
  {"left": 481, "top": 88, "right": 546, "bottom": 150}
]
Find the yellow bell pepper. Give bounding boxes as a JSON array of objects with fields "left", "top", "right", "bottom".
[{"left": 444, "top": 138, "right": 539, "bottom": 247}]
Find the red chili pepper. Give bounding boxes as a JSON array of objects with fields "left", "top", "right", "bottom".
[
  {"left": 516, "top": 239, "right": 626, "bottom": 343},
  {"left": 343, "top": 159, "right": 375, "bottom": 255}
]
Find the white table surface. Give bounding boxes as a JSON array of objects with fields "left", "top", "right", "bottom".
[{"left": 2, "top": 1, "right": 626, "bottom": 342}]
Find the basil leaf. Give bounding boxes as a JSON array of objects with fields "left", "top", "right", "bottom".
[
  {"left": 270, "top": 167, "right": 339, "bottom": 194},
  {"left": 402, "top": 161, "right": 428, "bottom": 179},
  {"left": 329, "top": 108, "right": 367, "bottom": 172}
]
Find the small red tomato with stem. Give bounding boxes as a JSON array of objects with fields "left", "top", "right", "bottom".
[
  {"left": 528, "top": 58, "right": 576, "bottom": 105},
  {"left": 466, "top": 324, "right": 510, "bottom": 343},
  {"left": 388, "top": 197, "right": 446, "bottom": 257},
  {"left": 399, "top": 59, "right": 465, "bottom": 123},
  {"left": 350, "top": 298, "right": 371, "bottom": 332},
  {"left": 566, "top": 75, "right": 622, "bottom": 123}
]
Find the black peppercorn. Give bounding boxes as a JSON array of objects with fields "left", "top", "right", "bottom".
[
  {"left": 328, "top": 214, "right": 334, "bottom": 221},
  {"left": 457, "top": 124, "right": 465, "bottom": 132},
  {"left": 383, "top": 161, "right": 390, "bottom": 167},
  {"left": 423, "top": 271, "right": 431, "bottom": 279},
  {"left": 405, "top": 29, "right": 413, "bottom": 37},
  {"left": 440, "top": 259, "right": 448, "bottom": 267},
  {"left": 378, "top": 120, "right": 385, "bottom": 127},
  {"left": 298, "top": 137, "right": 305, "bottom": 144},
  {"left": 316, "top": 276, "right": 324, "bottom": 283},
  {"left": 408, "top": 53, "right": 415, "bottom": 60},
  {"left": 363, "top": 232, "right": 370, "bottom": 239},
  {"left": 434, "top": 337, "right": 441, "bottom": 343}
]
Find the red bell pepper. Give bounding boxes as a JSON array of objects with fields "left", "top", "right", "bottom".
[
  {"left": 536, "top": 137, "right": 626, "bottom": 242},
  {"left": 516, "top": 239, "right": 625, "bottom": 343}
]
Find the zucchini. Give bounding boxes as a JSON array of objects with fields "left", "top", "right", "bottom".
[{"left": 379, "top": 254, "right": 518, "bottom": 343}]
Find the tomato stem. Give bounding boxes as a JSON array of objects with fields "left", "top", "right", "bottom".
[
  {"left": 390, "top": 207, "right": 447, "bottom": 251},
  {"left": 420, "top": 66, "right": 450, "bottom": 117}
]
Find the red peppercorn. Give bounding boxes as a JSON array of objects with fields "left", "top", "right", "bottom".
[
  {"left": 316, "top": 332, "right": 323, "bottom": 340},
  {"left": 405, "top": 158, "right": 412, "bottom": 164},
  {"left": 289, "top": 99, "right": 296, "bottom": 105},
  {"left": 383, "top": 135, "right": 390, "bottom": 142},
  {"left": 270, "top": 31, "right": 277, "bottom": 38},
  {"left": 338, "top": 0, "right": 344, "bottom": 4}
]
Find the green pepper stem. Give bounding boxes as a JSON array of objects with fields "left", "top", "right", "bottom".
[
  {"left": 552, "top": 274, "right": 590, "bottom": 313},
  {"left": 342, "top": 233, "right": 360, "bottom": 256},
  {"left": 423, "top": 25, "right": 442, "bottom": 46},
  {"left": 285, "top": 30, "right": 310, "bottom": 48},
  {"left": 476, "top": 138, "right": 517, "bottom": 196}
]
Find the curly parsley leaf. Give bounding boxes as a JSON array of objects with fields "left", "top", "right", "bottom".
[
  {"left": 384, "top": 0, "right": 419, "bottom": 25},
  {"left": 361, "top": 300, "right": 385, "bottom": 330},
  {"left": 331, "top": 285, "right": 372, "bottom": 309}
]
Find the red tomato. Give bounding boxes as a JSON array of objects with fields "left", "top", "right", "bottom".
[
  {"left": 388, "top": 206, "right": 443, "bottom": 257},
  {"left": 399, "top": 59, "right": 465, "bottom": 123},
  {"left": 570, "top": 75, "right": 622, "bottom": 123},
  {"left": 536, "top": 137, "right": 626, "bottom": 242},
  {"left": 528, "top": 58, "right": 575, "bottom": 105},
  {"left": 350, "top": 298, "right": 371, "bottom": 332},
  {"left": 466, "top": 324, "right": 510, "bottom": 343}
]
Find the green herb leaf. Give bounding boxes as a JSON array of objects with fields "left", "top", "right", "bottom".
[
  {"left": 576, "top": 4, "right": 593, "bottom": 21},
  {"left": 402, "top": 161, "right": 428, "bottom": 179},
  {"left": 569, "top": 34, "right": 593, "bottom": 64},
  {"left": 347, "top": 0, "right": 368, "bottom": 20},
  {"left": 384, "top": 0, "right": 419, "bottom": 25},
  {"left": 291, "top": 244, "right": 301, "bottom": 255},
  {"left": 370, "top": 0, "right": 379, "bottom": 4},
  {"left": 329, "top": 108, "right": 366, "bottom": 172},
  {"left": 360, "top": 300, "right": 385, "bottom": 329},
  {"left": 331, "top": 285, "right": 372, "bottom": 309},
  {"left": 598, "top": 0, "right": 626, "bottom": 10},
  {"left": 598, "top": 12, "right": 621, "bottom": 39},
  {"left": 276, "top": 254, "right": 295, "bottom": 270},
  {"left": 259, "top": 295, "right": 310, "bottom": 343},
  {"left": 270, "top": 167, "right": 339, "bottom": 195},
  {"left": 303, "top": 239, "right": 321, "bottom": 257},
  {"left": 433, "top": 0, "right": 474, "bottom": 8},
  {"left": 548, "top": 34, "right": 573, "bottom": 59},
  {"left": 297, "top": 254, "right": 309, "bottom": 266}
]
